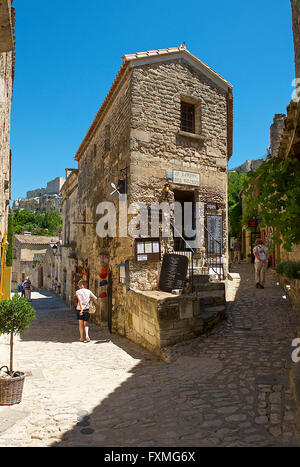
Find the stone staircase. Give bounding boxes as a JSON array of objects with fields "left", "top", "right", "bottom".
[{"left": 191, "top": 273, "right": 226, "bottom": 330}]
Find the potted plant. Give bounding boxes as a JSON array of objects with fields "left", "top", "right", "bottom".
[{"left": 0, "top": 293, "right": 36, "bottom": 405}]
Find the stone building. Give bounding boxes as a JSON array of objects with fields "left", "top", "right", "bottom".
[
  {"left": 60, "top": 168, "right": 78, "bottom": 306},
  {"left": 61, "top": 45, "right": 233, "bottom": 356},
  {"left": 0, "top": 0, "right": 15, "bottom": 242},
  {"left": 242, "top": 2, "right": 300, "bottom": 265},
  {"left": 11, "top": 233, "right": 59, "bottom": 290},
  {"left": 12, "top": 176, "right": 65, "bottom": 213}
]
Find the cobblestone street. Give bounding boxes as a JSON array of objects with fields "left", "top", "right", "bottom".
[{"left": 1, "top": 263, "right": 300, "bottom": 447}]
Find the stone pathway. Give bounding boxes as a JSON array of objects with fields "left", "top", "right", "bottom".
[{"left": 0, "top": 263, "right": 300, "bottom": 446}]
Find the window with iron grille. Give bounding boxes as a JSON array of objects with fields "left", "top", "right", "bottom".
[{"left": 181, "top": 101, "right": 195, "bottom": 133}]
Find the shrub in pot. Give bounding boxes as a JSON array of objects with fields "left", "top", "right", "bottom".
[{"left": 0, "top": 293, "right": 36, "bottom": 405}]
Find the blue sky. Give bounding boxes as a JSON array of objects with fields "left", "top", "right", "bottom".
[{"left": 11, "top": 0, "right": 295, "bottom": 201}]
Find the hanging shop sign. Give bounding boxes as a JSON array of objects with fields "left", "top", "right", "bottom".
[{"left": 248, "top": 219, "right": 258, "bottom": 227}]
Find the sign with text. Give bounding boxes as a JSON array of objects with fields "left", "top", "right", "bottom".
[
  {"left": 172, "top": 170, "right": 200, "bottom": 187},
  {"left": 206, "top": 215, "right": 223, "bottom": 254},
  {"left": 158, "top": 254, "right": 188, "bottom": 293}
]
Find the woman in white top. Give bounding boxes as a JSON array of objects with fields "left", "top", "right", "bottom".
[
  {"left": 253, "top": 238, "right": 268, "bottom": 289},
  {"left": 76, "top": 279, "right": 97, "bottom": 342}
]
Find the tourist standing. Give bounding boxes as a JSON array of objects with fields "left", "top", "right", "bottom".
[
  {"left": 253, "top": 239, "right": 268, "bottom": 289},
  {"left": 23, "top": 276, "right": 32, "bottom": 301},
  {"left": 75, "top": 279, "right": 97, "bottom": 343}
]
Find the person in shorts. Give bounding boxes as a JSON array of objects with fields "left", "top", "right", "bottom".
[
  {"left": 75, "top": 279, "right": 97, "bottom": 342},
  {"left": 253, "top": 238, "right": 268, "bottom": 289}
]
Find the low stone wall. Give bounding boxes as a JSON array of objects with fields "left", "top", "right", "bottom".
[
  {"left": 278, "top": 275, "right": 300, "bottom": 315},
  {"left": 122, "top": 287, "right": 225, "bottom": 359}
]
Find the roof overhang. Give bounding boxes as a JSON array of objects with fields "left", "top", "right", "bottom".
[{"left": 123, "top": 47, "right": 232, "bottom": 92}]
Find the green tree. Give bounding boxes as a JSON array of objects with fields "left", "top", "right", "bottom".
[
  {"left": 242, "top": 156, "right": 300, "bottom": 251},
  {"left": 228, "top": 171, "right": 248, "bottom": 240},
  {"left": 12, "top": 209, "right": 62, "bottom": 237},
  {"left": 0, "top": 293, "right": 36, "bottom": 375}
]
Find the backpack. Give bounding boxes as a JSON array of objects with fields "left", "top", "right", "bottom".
[{"left": 18, "top": 284, "right": 22, "bottom": 292}]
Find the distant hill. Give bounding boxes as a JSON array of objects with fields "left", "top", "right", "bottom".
[{"left": 229, "top": 158, "right": 265, "bottom": 174}]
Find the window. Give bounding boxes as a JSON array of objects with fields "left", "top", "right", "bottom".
[{"left": 181, "top": 101, "right": 195, "bottom": 133}]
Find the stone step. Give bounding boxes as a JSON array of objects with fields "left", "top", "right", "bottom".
[
  {"left": 192, "top": 274, "right": 210, "bottom": 283},
  {"left": 194, "top": 282, "right": 225, "bottom": 292},
  {"left": 198, "top": 290, "right": 225, "bottom": 307},
  {"left": 199, "top": 305, "right": 226, "bottom": 319}
]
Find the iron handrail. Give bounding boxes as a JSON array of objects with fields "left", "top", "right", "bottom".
[{"left": 204, "top": 225, "right": 223, "bottom": 280}]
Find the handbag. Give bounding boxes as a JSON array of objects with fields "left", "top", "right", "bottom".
[{"left": 89, "top": 299, "right": 96, "bottom": 314}]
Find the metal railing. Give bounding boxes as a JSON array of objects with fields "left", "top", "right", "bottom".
[
  {"left": 170, "top": 222, "right": 195, "bottom": 292},
  {"left": 204, "top": 226, "right": 224, "bottom": 280}
]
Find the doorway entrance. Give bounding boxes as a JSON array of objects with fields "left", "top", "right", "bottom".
[
  {"left": 38, "top": 266, "right": 44, "bottom": 288},
  {"left": 173, "top": 190, "right": 196, "bottom": 251}
]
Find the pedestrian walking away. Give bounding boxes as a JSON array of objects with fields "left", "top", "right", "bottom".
[
  {"left": 75, "top": 279, "right": 97, "bottom": 342},
  {"left": 23, "top": 276, "right": 32, "bottom": 301},
  {"left": 253, "top": 238, "right": 268, "bottom": 289},
  {"left": 233, "top": 238, "right": 241, "bottom": 263}
]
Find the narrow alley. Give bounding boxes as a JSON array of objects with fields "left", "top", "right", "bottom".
[{"left": 0, "top": 263, "right": 300, "bottom": 447}]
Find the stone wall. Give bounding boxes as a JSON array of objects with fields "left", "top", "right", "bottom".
[
  {"left": 270, "top": 114, "right": 286, "bottom": 158},
  {"left": 0, "top": 50, "right": 13, "bottom": 239},
  {"left": 123, "top": 282, "right": 225, "bottom": 358},
  {"left": 12, "top": 235, "right": 59, "bottom": 289},
  {"left": 73, "top": 68, "right": 133, "bottom": 321}
]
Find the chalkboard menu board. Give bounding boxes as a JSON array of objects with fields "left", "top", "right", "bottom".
[
  {"left": 207, "top": 215, "right": 223, "bottom": 254},
  {"left": 159, "top": 254, "right": 188, "bottom": 293}
]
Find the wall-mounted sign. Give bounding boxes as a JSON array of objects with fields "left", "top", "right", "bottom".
[
  {"left": 207, "top": 203, "right": 217, "bottom": 210},
  {"left": 206, "top": 215, "right": 223, "bottom": 254},
  {"left": 172, "top": 170, "right": 200, "bottom": 187},
  {"left": 159, "top": 254, "right": 188, "bottom": 293},
  {"left": 135, "top": 238, "right": 161, "bottom": 262}
]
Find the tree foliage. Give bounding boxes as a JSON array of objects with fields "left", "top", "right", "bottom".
[
  {"left": 228, "top": 171, "right": 248, "bottom": 239},
  {"left": 12, "top": 209, "right": 62, "bottom": 236},
  {"left": 242, "top": 156, "right": 300, "bottom": 251},
  {"left": 0, "top": 293, "right": 36, "bottom": 374}
]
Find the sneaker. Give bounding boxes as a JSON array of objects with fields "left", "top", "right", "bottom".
[
  {"left": 84, "top": 337, "right": 91, "bottom": 343},
  {"left": 256, "top": 283, "right": 260, "bottom": 288},
  {"left": 79, "top": 337, "right": 85, "bottom": 342},
  {"left": 259, "top": 284, "right": 264, "bottom": 289}
]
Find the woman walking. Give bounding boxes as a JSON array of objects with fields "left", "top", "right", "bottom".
[{"left": 75, "top": 279, "right": 97, "bottom": 342}]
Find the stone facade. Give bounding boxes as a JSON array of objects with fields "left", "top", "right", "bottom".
[
  {"left": 270, "top": 114, "right": 286, "bottom": 158},
  {"left": 0, "top": 1, "right": 14, "bottom": 241},
  {"left": 12, "top": 176, "right": 65, "bottom": 213},
  {"left": 60, "top": 169, "right": 79, "bottom": 306},
  {"left": 11, "top": 233, "right": 59, "bottom": 290},
  {"left": 61, "top": 46, "right": 232, "bottom": 353}
]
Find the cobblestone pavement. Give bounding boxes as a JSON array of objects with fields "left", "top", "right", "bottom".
[{"left": 1, "top": 263, "right": 300, "bottom": 447}]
